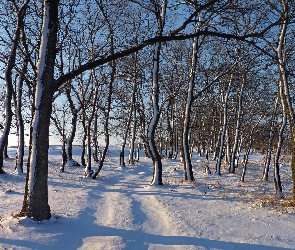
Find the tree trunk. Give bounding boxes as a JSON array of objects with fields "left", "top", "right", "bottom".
[
  {"left": 14, "top": 59, "right": 28, "bottom": 174},
  {"left": 182, "top": 21, "right": 200, "bottom": 182},
  {"left": 65, "top": 88, "right": 79, "bottom": 168},
  {"left": 273, "top": 105, "right": 286, "bottom": 199},
  {"left": 275, "top": 5, "right": 295, "bottom": 200},
  {"left": 148, "top": 0, "right": 167, "bottom": 185},
  {"left": 0, "top": 1, "right": 29, "bottom": 174},
  {"left": 85, "top": 85, "right": 98, "bottom": 177},
  {"left": 92, "top": 21, "right": 115, "bottom": 178},
  {"left": 240, "top": 115, "right": 263, "bottom": 182},
  {"left": 81, "top": 116, "right": 87, "bottom": 167},
  {"left": 92, "top": 64, "right": 115, "bottom": 179},
  {"left": 216, "top": 76, "right": 232, "bottom": 175},
  {"left": 20, "top": 0, "right": 59, "bottom": 221},
  {"left": 262, "top": 96, "right": 278, "bottom": 181},
  {"left": 229, "top": 77, "right": 244, "bottom": 173}
]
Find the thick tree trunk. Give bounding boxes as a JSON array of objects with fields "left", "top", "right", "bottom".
[{"left": 20, "top": 0, "right": 59, "bottom": 221}]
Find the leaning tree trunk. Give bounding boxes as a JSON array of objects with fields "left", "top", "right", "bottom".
[
  {"left": 20, "top": 0, "right": 59, "bottom": 221},
  {"left": 0, "top": 1, "right": 29, "bottom": 173},
  {"left": 92, "top": 20, "right": 115, "bottom": 179},
  {"left": 92, "top": 63, "right": 115, "bottom": 179}
]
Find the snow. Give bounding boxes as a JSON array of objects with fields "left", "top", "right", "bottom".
[{"left": 1, "top": 146, "right": 295, "bottom": 250}]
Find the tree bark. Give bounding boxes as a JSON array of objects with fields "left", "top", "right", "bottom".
[
  {"left": 182, "top": 21, "right": 200, "bottom": 182},
  {"left": 216, "top": 76, "right": 232, "bottom": 175},
  {"left": 0, "top": 1, "right": 29, "bottom": 174},
  {"left": 229, "top": 75, "right": 244, "bottom": 173},
  {"left": 262, "top": 96, "right": 278, "bottom": 181},
  {"left": 148, "top": 0, "right": 167, "bottom": 185},
  {"left": 20, "top": 0, "right": 59, "bottom": 221},
  {"left": 14, "top": 59, "right": 28, "bottom": 174}
]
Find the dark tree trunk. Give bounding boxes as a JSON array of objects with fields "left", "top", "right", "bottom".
[
  {"left": 20, "top": 0, "right": 59, "bottom": 221},
  {"left": 14, "top": 60, "right": 28, "bottom": 174},
  {"left": 0, "top": 1, "right": 29, "bottom": 173}
]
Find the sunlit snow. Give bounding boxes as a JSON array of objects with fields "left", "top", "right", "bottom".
[{"left": 0, "top": 146, "right": 295, "bottom": 249}]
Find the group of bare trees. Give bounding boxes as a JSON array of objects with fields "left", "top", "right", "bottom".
[{"left": 0, "top": 0, "right": 295, "bottom": 221}]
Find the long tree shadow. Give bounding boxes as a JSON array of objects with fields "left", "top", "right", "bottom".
[{"left": 6, "top": 204, "right": 290, "bottom": 250}]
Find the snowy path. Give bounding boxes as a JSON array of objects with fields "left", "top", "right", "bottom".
[
  {"left": 76, "top": 160, "right": 295, "bottom": 250},
  {"left": 1, "top": 151, "right": 295, "bottom": 249}
]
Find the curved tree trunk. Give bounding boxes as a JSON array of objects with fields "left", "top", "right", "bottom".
[
  {"left": 183, "top": 22, "right": 200, "bottom": 182},
  {"left": 149, "top": 0, "right": 167, "bottom": 186},
  {"left": 275, "top": 3, "right": 295, "bottom": 200},
  {"left": 0, "top": 1, "right": 29, "bottom": 174},
  {"left": 273, "top": 102, "right": 286, "bottom": 199}
]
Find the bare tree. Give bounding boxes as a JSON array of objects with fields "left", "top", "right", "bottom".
[{"left": 0, "top": 0, "right": 29, "bottom": 174}]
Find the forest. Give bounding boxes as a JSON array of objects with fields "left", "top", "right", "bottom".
[{"left": 0, "top": 0, "right": 295, "bottom": 222}]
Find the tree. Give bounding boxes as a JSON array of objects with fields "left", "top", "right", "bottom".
[
  {"left": 20, "top": 0, "right": 59, "bottom": 221},
  {"left": 0, "top": 0, "right": 29, "bottom": 174},
  {"left": 148, "top": 0, "right": 167, "bottom": 185}
]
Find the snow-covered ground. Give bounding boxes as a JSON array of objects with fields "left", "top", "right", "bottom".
[{"left": 0, "top": 146, "right": 295, "bottom": 250}]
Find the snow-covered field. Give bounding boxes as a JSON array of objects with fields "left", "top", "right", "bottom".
[{"left": 1, "top": 146, "right": 295, "bottom": 250}]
